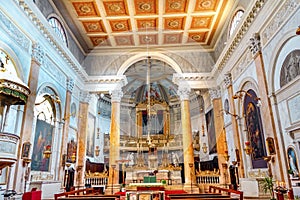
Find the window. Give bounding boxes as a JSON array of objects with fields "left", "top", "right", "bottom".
[
  {"left": 229, "top": 10, "right": 244, "bottom": 38},
  {"left": 48, "top": 17, "right": 67, "bottom": 46}
]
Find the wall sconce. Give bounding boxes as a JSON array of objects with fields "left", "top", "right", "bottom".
[
  {"left": 296, "top": 26, "right": 300, "bottom": 35},
  {"left": 220, "top": 109, "right": 239, "bottom": 120},
  {"left": 43, "top": 145, "right": 52, "bottom": 159},
  {"left": 233, "top": 90, "right": 262, "bottom": 107},
  {"left": 22, "top": 158, "right": 31, "bottom": 167},
  {"left": 95, "top": 146, "right": 100, "bottom": 156},
  {"left": 244, "top": 141, "right": 253, "bottom": 155},
  {"left": 202, "top": 143, "right": 208, "bottom": 154},
  {"left": 201, "top": 124, "right": 205, "bottom": 137}
]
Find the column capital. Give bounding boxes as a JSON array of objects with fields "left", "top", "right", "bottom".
[
  {"left": 249, "top": 33, "right": 261, "bottom": 57},
  {"left": 224, "top": 73, "right": 232, "bottom": 88},
  {"left": 79, "top": 91, "right": 91, "bottom": 103},
  {"left": 177, "top": 84, "right": 191, "bottom": 101},
  {"left": 110, "top": 84, "right": 123, "bottom": 102},
  {"left": 67, "top": 77, "right": 75, "bottom": 92},
  {"left": 209, "top": 87, "right": 221, "bottom": 100},
  {"left": 32, "top": 43, "right": 45, "bottom": 65}
]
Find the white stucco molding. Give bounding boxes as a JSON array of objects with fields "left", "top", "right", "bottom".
[
  {"left": 172, "top": 73, "right": 217, "bottom": 89},
  {"left": 117, "top": 51, "right": 182, "bottom": 75},
  {"left": 85, "top": 75, "right": 128, "bottom": 93}
]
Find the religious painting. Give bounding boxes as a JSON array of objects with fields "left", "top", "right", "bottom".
[
  {"left": 0, "top": 167, "right": 8, "bottom": 185},
  {"left": 86, "top": 114, "right": 95, "bottom": 157},
  {"left": 206, "top": 109, "right": 217, "bottom": 154},
  {"left": 21, "top": 142, "right": 31, "bottom": 159},
  {"left": 67, "top": 138, "right": 77, "bottom": 163},
  {"left": 138, "top": 193, "right": 151, "bottom": 200},
  {"left": 266, "top": 137, "right": 276, "bottom": 155},
  {"left": 31, "top": 119, "right": 54, "bottom": 171},
  {"left": 287, "top": 147, "right": 299, "bottom": 177},
  {"left": 244, "top": 89, "right": 267, "bottom": 168}
]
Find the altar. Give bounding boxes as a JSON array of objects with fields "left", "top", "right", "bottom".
[{"left": 126, "top": 170, "right": 169, "bottom": 183}]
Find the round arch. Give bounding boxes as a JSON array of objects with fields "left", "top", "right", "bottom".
[{"left": 117, "top": 51, "right": 182, "bottom": 75}]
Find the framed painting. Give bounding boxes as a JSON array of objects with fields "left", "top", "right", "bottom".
[
  {"left": 266, "top": 137, "right": 276, "bottom": 155},
  {"left": 21, "top": 142, "right": 31, "bottom": 159}
]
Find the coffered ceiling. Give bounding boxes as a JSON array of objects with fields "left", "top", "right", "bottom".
[{"left": 58, "top": 0, "right": 230, "bottom": 52}]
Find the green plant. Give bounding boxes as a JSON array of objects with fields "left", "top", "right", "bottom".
[{"left": 261, "top": 176, "right": 275, "bottom": 200}]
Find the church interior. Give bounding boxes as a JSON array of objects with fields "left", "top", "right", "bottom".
[{"left": 0, "top": 0, "right": 300, "bottom": 199}]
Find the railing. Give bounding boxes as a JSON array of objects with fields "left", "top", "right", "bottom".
[
  {"left": 209, "top": 185, "right": 244, "bottom": 200},
  {"left": 85, "top": 171, "right": 108, "bottom": 187},
  {"left": 195, "top": 170, "right": 220, "bottom": 184}
]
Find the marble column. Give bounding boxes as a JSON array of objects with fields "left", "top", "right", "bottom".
[
  {"left": 108, "top": 86, "right": 123, "bottom": 194},
  {"left": 177, "top": 84, "right": 196, "bottom": 192},
  {"left": 209, "top": 88, "right": 228, "bottom": 185},
  {"left": 249, "top": 33, "right": 284, "bottom": 180},
  {"left": 224, "top": 73, "right": 245, "bottom": 177},
  {"left": 76, "top": 91, "right": 91, "bottom": 187},
  {"left": 59, "top": 78, "right": 74, "bottom": 182},
  {"left": 13, "top": 43, "right": 44, "bottom": 192}
]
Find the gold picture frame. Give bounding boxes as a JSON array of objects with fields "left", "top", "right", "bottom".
[
  {"left": 266, "top": 137, "right": 276, "bottom": 155},
  {"left": 21, "top": 142, "right": 31, "bottom": 159}
]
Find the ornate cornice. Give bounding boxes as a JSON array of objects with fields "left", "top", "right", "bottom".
[
  {"left": 14, "top": 0, "right": 88, "bottom": 81},
  {"left": 217, "top": 0, "right": 267, "bottom": 72},
  {"left": 172, "top": 73, "right": 214, "bottom": 84}
]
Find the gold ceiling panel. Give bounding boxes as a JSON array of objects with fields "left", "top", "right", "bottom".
[
  {"left": 136, "top": 19, "right": 158, "bottom": 31},
  {"left": 115, "top": 35, "right": 134, "bottom": 46},
  {"left": 165, "top": 0, "right": 188, "bottom": 13},
  {"left": 164, "top": 17, "right": 185, "bottom": 30},
  {"left": 103, "top": 0, "right": 128, "bottom": 16},
  {"left": 139, "top": 34, "right": 158, "bottom": 45},
  {"left": 72, "top": 1, "right": 100, "bottom": 17},
  {"left": 65, "top": 0, "right": 228, "bottom": 49},
  {"left": 163, "top": 33, "right": 182, "bottom": 44},
  {"left": 134, "top": 0, "right": 158, "bottom": 15},
  {"left": 187, "top": 32, "right": 208, "bottom": 43},
  {"left": 109, "top": 19, "right": 131, "bottom": 32},
  {"left": 194, "top": 0, "right": 219, "bottom": 12},
  {"left": 191, "top": 16, "right": 212, "bottom": 29},
  {"left": 82, "top": 21, "right": 106, "bottom": 33},
  {"left": 90, "top": 36, "right": 110, "bottom": 46}
]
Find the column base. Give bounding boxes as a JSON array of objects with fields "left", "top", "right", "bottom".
[{"left": 183, "top": 183, "right": 199, "bottom": 193}]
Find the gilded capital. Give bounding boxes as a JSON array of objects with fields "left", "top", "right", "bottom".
[{"left": 32, "top": 43, "right": 45, "bottom": 65}]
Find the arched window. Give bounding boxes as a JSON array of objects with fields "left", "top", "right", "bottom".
[
  {"left": 229, "top": 10, "right": 244, "bottom": 38},
  {"left": 48, "top": 17, "right": 68, "bottom": 46}
]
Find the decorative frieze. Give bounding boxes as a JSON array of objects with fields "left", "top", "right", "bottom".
[
  {"left": 44, "top": 56, "right": 66, "bottom": 85},
  {"left": 0, "top": 9, "right": 30, "bottom": 52},
  {"left": 32, "top": 43, "right": 45, "bottom": 65},
  {"left": 262, "top": 0, "right": 298, "bottom": 45}
]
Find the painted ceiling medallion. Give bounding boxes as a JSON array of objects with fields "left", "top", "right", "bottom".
[
  {"left": 195, "top": 0, "right": 217, "bottom": 11},
  {"left": 164, "top": 33, "right": 182, "bottom": 44},
  {"left": 137, "top": 19, "right": 157, "bottom": 31},
  {"left": 110, "top": 20, "right": 130, "bottom": 31},
  {"left": 82, "top": 21, "right": 104, "bottom": 32},
  {"left": 90, "top": 36, "right": 110, "bottom": 46},
  {"left": 115, "top": 35, "right": 134, "bottom": 45},
  {"left": 165, "top": 0, "right": 186, "bottom": 13},
  {"left": 103, "top": 1, "right": 127, "bottom": 16},
  {"left": 135, "top": 0, "right": 156, "bottom": 14},
  {"left": 191, "top": 17, "right": 211, "bottom": 29},
  {"left": 188, "top": 32, "right": 207, "bottom": 43},
  {"left": 72, "top": 2, "right": 99, "bottom": 17},
  {"left": 139, "top": 35, "right": 157, "bottom": 45},
  {"left": 165, "top": 18, "right": 184, "bottom": 30}
]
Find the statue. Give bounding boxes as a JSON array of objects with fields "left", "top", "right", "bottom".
[
  {"left": 289, "top": 155, "right": 299, "bottom": 177},
  {"left": 127, "top": 152, "right": 135, "bottom": 167},
  {"left": 171, "top": 152, "right": 179, "bottom": 167}
]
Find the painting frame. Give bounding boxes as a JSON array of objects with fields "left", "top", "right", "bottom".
[{"left": 21, "top": 142, "right": 31, "bottom": 159}]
